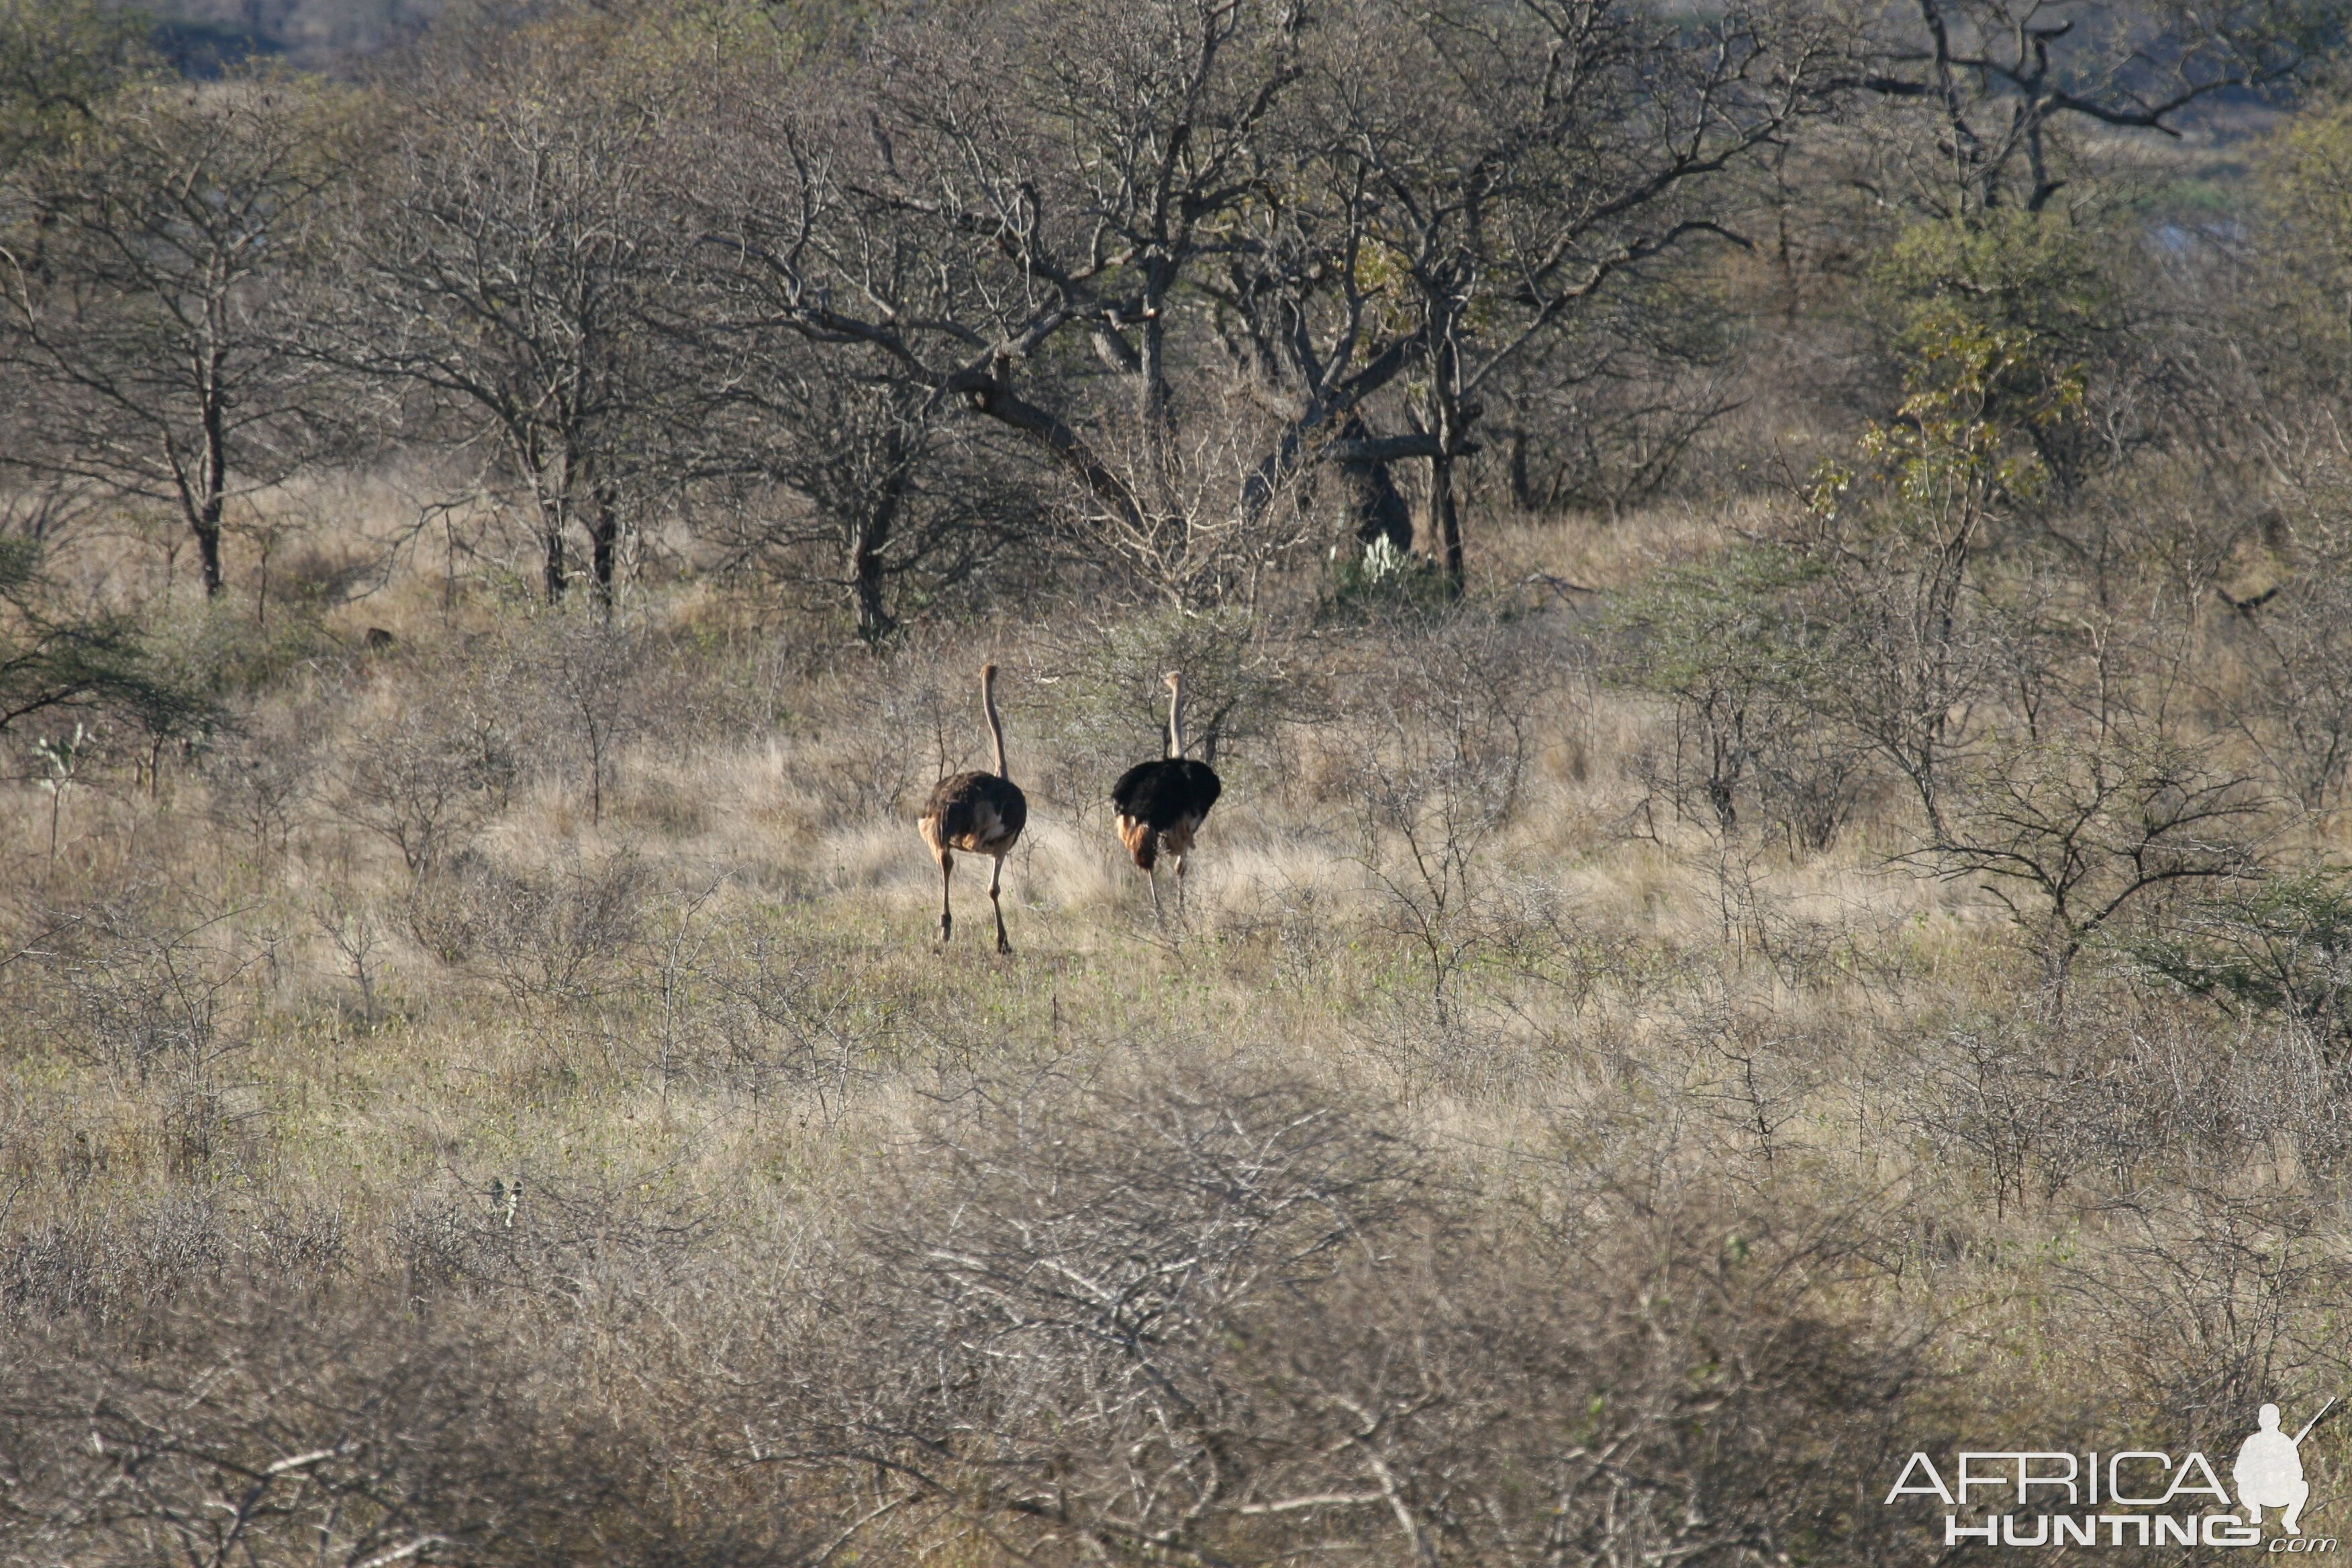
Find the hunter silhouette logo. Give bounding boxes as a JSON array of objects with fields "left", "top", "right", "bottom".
[
  {"left": 1885, "top": 1399, "right": 2339, "bottom": 1549},
  {"left": 2239, "top": 1401, "right": 2332, "bottom": 1535}
]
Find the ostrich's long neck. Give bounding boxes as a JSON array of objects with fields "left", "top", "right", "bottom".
[
  {"left": 985, "top": 675, "right": 1010, "bottom": 780},
  {"left": 1167, "top": 680, "right": 1186, "bottom": 760}
]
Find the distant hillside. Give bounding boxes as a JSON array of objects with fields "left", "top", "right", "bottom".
[{"left": 130, "top": 0, "right": 440, "bottom": 64}]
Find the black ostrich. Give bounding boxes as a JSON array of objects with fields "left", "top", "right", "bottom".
[
  {"left": 918, "top": 663, "right": 1028, "bottom": 952},
  {"left": 1111, "top": 671, "right": 1223, "bottom": 916}
]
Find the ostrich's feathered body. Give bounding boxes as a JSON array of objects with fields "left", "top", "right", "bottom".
[
  {"left": 1111, "top": 758, "right": 1220, "bottom": 871},
  {"left": 920, "top": 771, "right": 1028, "bottom": 858}
]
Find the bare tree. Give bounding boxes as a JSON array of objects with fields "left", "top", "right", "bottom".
[
  {"left": 697, "top": 0, "right": 1830, "bottom": 600},
  {"left": 0, "top": 76, "right": 348, "bottom": 597},
  {"left": 1259, "top": 0, "right": 1834, "bottom": 586},
  {"left": 1922, "top": 699, "right": 2269, "bottom": 987},
  {"left": 1484, "top": 292, "right": 1750, "bottom": 517},
  {"left": 672, "top": 330, "right": 1036, "bottom": 640},
  {"left": 689, "top": 0, "right": 1322, "bottom": 608},
  {"left": 1832, "top": 0, "right": 2337, "bottom": 217},
  {"left": 305, "top": 15, "right": 683, "bottom": 603}
]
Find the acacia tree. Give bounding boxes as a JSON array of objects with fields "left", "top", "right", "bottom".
[
  {"left": 308, "top": 14, "right": 683, "bottom": 603},
  {"left": 0, "top": 77, "right": 347, "bottom": 597},
  {"left": 1930, "top": 718, "right": 2268, "bottom": 986}
]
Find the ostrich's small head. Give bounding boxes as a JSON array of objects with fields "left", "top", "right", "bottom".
[
  {"left": 982, "top": 663, "right": 999, "bottom": 681},
  {"left": 1164, "top": 670, "right": 1183, "bottom": 689}
]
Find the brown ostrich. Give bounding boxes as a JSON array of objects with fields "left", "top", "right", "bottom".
[
  {"left": 1111, "top": 671, "right": 1223, "bottom": 916},
  {"left": 918, "top": 663, "right": 1029, "bottom": 952}
]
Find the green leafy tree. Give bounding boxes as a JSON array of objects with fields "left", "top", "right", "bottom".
[
  {"left": 1872, "top": 213, "right": 2122, "bottom": 492},
  {"left": 1806, "top": 316, "right": 2267, "bottom": 986}
]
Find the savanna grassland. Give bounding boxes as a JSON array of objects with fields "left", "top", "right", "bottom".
[
  {"left": 7, "top": 487, "right": 2350, "bottom": 1566},
  {"left": 8, "top": 0, "right": 2352, "bottom": 1564}
]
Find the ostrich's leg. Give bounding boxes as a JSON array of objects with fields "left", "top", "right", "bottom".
[
  {"left": 937, "top": 851, "right": 954, "bottom": 943},
  {"left": 988, "top": 853, "right": 1012, "bottom": 954},
  {"left": 1173, "top": 852, "right": 1187, "bottom": 917},
  {"left": 1147, "top": 856, "right": 1163, "bottom": 921}
]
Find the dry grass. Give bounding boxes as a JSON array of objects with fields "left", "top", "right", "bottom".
[{"left": 4, "top": 493, "right": 2351, "bottom": 1564}]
